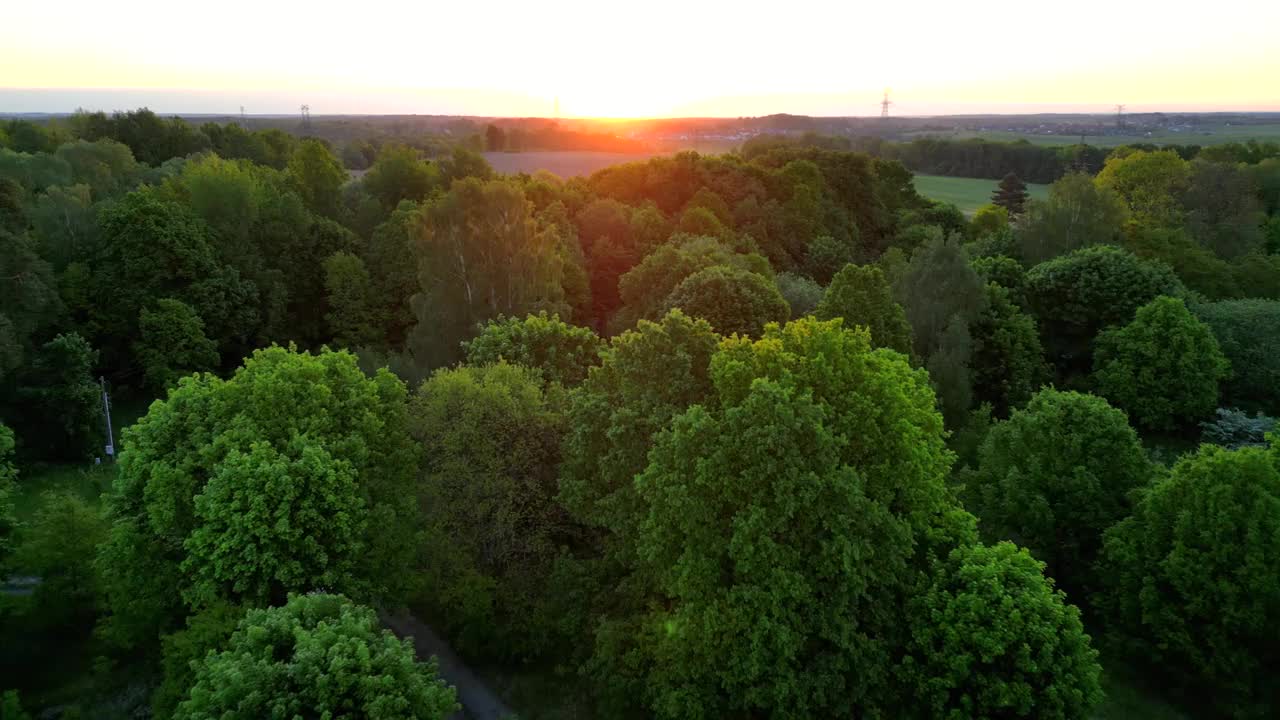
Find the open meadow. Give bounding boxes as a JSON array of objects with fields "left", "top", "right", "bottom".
[{"left": 913, "top": 173, "right": 1049, "bottom": 213}]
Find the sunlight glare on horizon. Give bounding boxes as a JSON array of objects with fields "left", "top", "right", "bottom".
[{"left": 3, "top": 0, "right": 1279, "bottom": 116}]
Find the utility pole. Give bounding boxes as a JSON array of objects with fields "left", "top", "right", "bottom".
[
  {"left": 99, "top": 376, "right": 116, "bottom": 461},
  {"left": 880, "top": 89, "right": 892, "bottom": 119}
]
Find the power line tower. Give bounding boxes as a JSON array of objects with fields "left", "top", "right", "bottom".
[
  {"left": 99, "top": 376, "right": 116, "bottom": 461},
  {"left": 1115, "top": 104, "right": 1125, "bottom": 129},
  {"left": 300, "top": 104, "right": 312, "bottom": 131},
  {"left": 554, "top": 96, "right": 561, "bottom": 120},
  {"left": 880, "top": 89, "right": 892, "bottom": 119},
  {"left": 239, "top": 105, "right": 246, "bottom": 125}
]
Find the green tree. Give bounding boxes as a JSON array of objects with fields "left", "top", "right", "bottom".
[
  {"left": 1123, "top": 226, "right": 1240, "bottom": 300},
  {"left": 902, "top": 541, "right": 1102, "bottom": 720},
  {"left": 1018, "top": 173, "right": 1127, "bottom": 264},
  {"left": 134, "top": 299, "right": 219, "bottom": 392},
  {"left": 969, "top": 283, "right": 1048, "bottom": 417},
  {"left": 1184, "top": 159, "right": 1266, "bottom": 259},
  {"left": 322, "top": 251, "right": 384, "bottom": 348},
  {"left": 0, "top": 690, "right": 30, "bottom": 720},
  {"left": 1096, "top": 149, "right": 1190, "bottom": 228},
  {"left": 1194, "top": 299, "right": 1280, "bottom": 412},
  {"left": 410, "top": 363, "right": 570, "bottom": 658},
  {"left": 896, "top": 232, "right": 987, "bottom": 424},
  {"left": 1024, "top": 245, "right": 1183, "bottom": 376},
  {"left": 463, "top": 312, "right": 602, "bottom": 386},
  {"left": 14, "top": 491, "right": 109, "bottom": 630},
  {"left": 1093, "top": 296, "right": 1230, "bottom": 430},
  {"left": 662, "top": 264, "right": 790, "bottom": 337},
  {"left": 153, "top": 603, "right": 245, "bottom": 720},
  {"left": 961, "top": 388, "right": 1153, "bottom": 597},
  {"left": 968, "top": 203, "right": 1009, "bottom": 240},
  {"left": 174, "top": 594, "right": 457, "bottom": 720},
  {"left": 362, "top": 144, "right": 439, "bottom": 209},
  {"left": 15, "top": 333, "right": 100, "bottom": 461},
  {"left": 287, "top": 138, "right": 348, "bottom": 219},
  {"left": 814, "top": 263, "right": 913, "bottom": 355},
  {"left": 1100, "top": 444, "right": 1280, "bottom": 719},
  {"left": 612, "top": 233, "right": 771, "bottom": 333},
  {"left": 991, "top": 172, "right": 1030, "bottom": 215},
  {"left": 0, "top": 425, "right": 17, "bottom": 569},
  {"left": 97, "top": 347, "right": 419, "bottom": 648},
  {"left": 970, "top": 254, "right": 1026, "bottom": 305},
  {"left": 560, "top": 310, "right": 720, "bottom": 537},
  {"left": 774, "top": 272, "right": 823, "bottom": 317},
  {"left": 409, "top": 178, "right": 569, "bottom": 370},
  {"left": 595, "top": 318, "right": 966, "bottom": 718},
  {"left": 0, "top": 229, "right": 61, "bottom": 379}
]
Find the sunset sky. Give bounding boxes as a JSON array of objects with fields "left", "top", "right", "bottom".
[{"left": 4, "top": 0, "right": 1279, "bottom": 117}]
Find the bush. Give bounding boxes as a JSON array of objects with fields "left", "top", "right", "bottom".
[
  {"left": 1100, "top": 444, "right": 1280, "bottom": 718},
  {"left": 1093, "top": 296, "right": 1229, "bottom": 430}
]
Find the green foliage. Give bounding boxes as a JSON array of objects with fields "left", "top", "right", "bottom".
[
  {"left": 774, "top": 271, "right": 824, "bottom": 317},
  {"left": 991, "top": 172, "right": 1030, "bottom": 215},
  {"left": 287, "top": 138, "right": 347, "bottom": 218},
  {"left": 1193, "top": 299, "right": 1280, "bottom": 412},
  {"left": 1123, "top": 227, "right": 1239, "bottom": 300},
  {"left": 560, "top": 310, "right": 720, "bottom": 536},
  {"left": 815, "top": 263, "right": 913, "bottom": 355},
  {"left": 1093, "top": 296, "right": 1229, "bottom": 430},
  {"left": 0, "top": 690, "right": 30, "bottom": 720},
  {"left": 969, "top": 203, "right": 1010, "bottom": 240},
  {"left": 902, "top": 541, "right": 1102, "bottom": 720},
  {"left": 0, "top": 425, "right": 16, "bottom": 569},
  {"left": 409, "top": 178, "right": 571, "bottom": 370},
  {"left": 322, "top": 251, "right": 383, "bottom": 348},
  {"left": 411, "top": 363, "right": 570, "bottom": 659},
  {"left": 1096, "top": 149, "right": 1190, "bottom": 229},
  {"left": 1024, "top": 245, "right": 1183, "bottom": 375},
  {"left": 804, "top": 233, "right": 858, "bottom": 283},
  {"left": 90, "top": 187, "right": 258, "bottom": 367},
  {"left": 14, "top": 491, "right": 108, "bottom": 630},
  {"left": 608, "top": 317, "right": 958, "bottom": 718},
  {"left": 14, "top": 333, "right": 101, "bottom": 461},
  {"left": 1200, "top": 408, "right": 1276, "bottom": 449},
  {"left": 362, "top": 144, "right": 439, "bottom": 209},
  {"left": 962, "top": 388, "right": 1153, "bottom": 597},
  {"left": 662, "top": 264, "right": 789, "bottom": 337},
  {"left": 1184, "top": 159, "right": 1266, "bottom": 259},
  {"left": 612, "top": 233, "right": 771, "bottom": 333},
  {"left": 0, "top": 229, "right": 61, "bottom": 379},
  {"left": 134, "top": 299, "right": 219, "bottom": 392},
  {"left": 98, "top": 346, "right": 419, "bottom": 648},
  {"left": 896, "top": 232, "right": 987, "bottom": 424},
  {"left": 1231, "top": 251, "right": 1280, "bottom": 299},
  {"left": 1018, "top": 173, "right": 1127, "bottom": 264},
  {"left": 1100, "top": 444, "right": 1280, "bottom": 718},
  {"left": 969, "top": 283, "right": 1048, "bottom": 417},
  {"left": 174, "top": 594, "right": 457, "bottom": 720},
  {"left": 153, "top": 603, "right": 245, "bottom": 720},
  {"left": 463, "top": 312, "right": 602, "bottom": 386},
  {"left": 970, "top": 254, "right": 1026, "bottom": 302}
]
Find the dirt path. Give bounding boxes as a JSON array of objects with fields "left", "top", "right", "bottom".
[{"left": 380, "top": 609, "right": 515, "bottom": 720}]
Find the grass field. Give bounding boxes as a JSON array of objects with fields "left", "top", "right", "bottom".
[
  {"left": 913, "top": 173, "right": 1049, "bottom": 214},
  {"left": 904, "top": 123, "right": 1280, "bottom": 148},
  {"left": 482, "top": 150, "right": 664, "bottom": 178}
]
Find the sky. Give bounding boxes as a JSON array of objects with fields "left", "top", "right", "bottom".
[{"left": 3, "top": 0, "right": 1279, "bottom": 118}]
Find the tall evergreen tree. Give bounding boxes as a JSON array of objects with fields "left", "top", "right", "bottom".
[{"left": 992, "top": 172, "right": 1030, "bottom": 216}]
